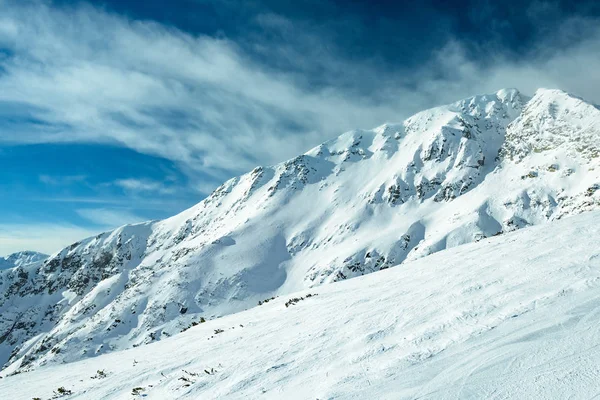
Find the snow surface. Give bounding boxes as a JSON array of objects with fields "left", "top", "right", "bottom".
[
  {"left": 2, "top": 211, "right": 600, "bottom": 399},
  {"left": 3, "top": 88, "right": 600, "bottom": 375}
]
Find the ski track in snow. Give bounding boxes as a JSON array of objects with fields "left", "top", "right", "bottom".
[{"left": 2, "top": 211, "right": 600, "bottom": 399}]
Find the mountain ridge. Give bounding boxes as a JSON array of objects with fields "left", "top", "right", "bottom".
[
  {"left": 0, "top": 251, "right": 48, "bottom": 271},
  {"left": 2, "top": 87, "right": 600, "bottom": 374}
]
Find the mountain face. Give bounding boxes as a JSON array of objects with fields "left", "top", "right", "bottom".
[
  {"left": 2, "top": 88, "right": 600, "bottom": 374},
  {"left": 3, "top": 210, "right": 600, "bottom": 399},
  {"left": 0, "top": 251, "right": 47, "bottom": 270}
]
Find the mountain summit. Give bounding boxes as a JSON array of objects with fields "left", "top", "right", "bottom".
[{"left": 2, "top": 88, "right": 600, "bottom": 374}]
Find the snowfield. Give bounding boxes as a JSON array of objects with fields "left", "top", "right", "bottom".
[{"left": 2, "top": 211, "right": 600, "bottom": 399}]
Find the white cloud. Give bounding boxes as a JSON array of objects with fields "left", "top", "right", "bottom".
[
  {"left": 1, "top": 1, "right": 599, "bottom": 188},
  {"left": 0, "top": 208, "right": 149, "bottom": 256},
  {"left": 406, "top": 35, "right": 600, "bottom": 109},
  {"left": 76, "top": 208, "right": 148, "bottom": 227},
  {"left": 39, "top": 174, "right": 87, "bottom": 185},
  {"left": 114, "top": 178, "right": 175, "bottom": 194},
  {"left": 0, "top": 223, "right": 102, "bottom": 256},
  {"left": 0, "top": 1, "right": 398, "bottom": 182}
]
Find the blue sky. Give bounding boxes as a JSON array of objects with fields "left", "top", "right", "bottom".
[{"left": 1, "top": 0, "right": 600, "bottom": 255}]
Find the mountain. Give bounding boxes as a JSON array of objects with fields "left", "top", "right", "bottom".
[
  {"left": 0, "top": 251, "right": 48, "bottom": 270},
  {"left": 2, "top": 88, "right": 600, "bottom": 375},
  {"left": 2, "top": 211, "right": 600, "bottom": 399}
]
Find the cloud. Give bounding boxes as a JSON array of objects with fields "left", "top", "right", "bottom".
[
  {"left": 32, "top": 195, "right": 197, "bottom": 214},
  {"left": 114, "top": 178, "right": 175, "bottom": 194},
  {"left": 420, "top": 35, "right": 600, "bottom": 108},
  {"left": 39, "top": 174, "right": 87, "bottom": 185},
  {"left": 0, "top": 1, "right": 398, "bottom": 183},
  {"left": 76, "top": 208, "right": 148, "bottom": 227},
  {"left": 0, "top": 223, "right": 102, "bottom": 256},
  {"left": 0, "top": 0, "right": 599, "bottom": 187}
]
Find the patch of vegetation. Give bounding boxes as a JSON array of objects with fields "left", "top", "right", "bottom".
[
  {"left": 180, "top": 317, "right": 206, "bottom": 333},
  {"left": 521, "top": 171, "right": 539, "bottom": 179},
  {"left": 131, "top": 387, "right": 145, "bottom": 396},
  {"left": 285, "top": 293, "right": 318, "bottom": 308},
  {"left": 179, "top": 378, "right": 192, "bottom": 387},
  {"left": 586, "top": 184, "right": 600, "bottom": 196},
  {"left": 91, "top": 369, "right": 108, "bottom": 379},
  {"left": 258, "top": 296, "right": 277, "bottom": 306},
  {"left": 52, "top": 386, "right": 72, "bottom": 398},
  {"left": 178, "top": 370, "right": 200, "bottom": 387}
]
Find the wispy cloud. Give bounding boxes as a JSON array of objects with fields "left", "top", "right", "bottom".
[
  {"left": 31, "top": 196, "right": 196, "bottom": 212},
  {"left": 0, "top": 223, "right": 102, "bottom": 256},
  {"left": 76, "top": 208, "right": 148, "bottom": 227},
  {"left": 1, "top": 1, "right": 599, "bottom": 184},
  {"left": 0, "top": 1, "right": 395, "bottom": 182},
  {"left": 113, "top": 178, "right": 175, "bottom": 194},
  {"left": 0, "top": 208, "right": 151, "bottom": 256},
  {"left": 39, "top": 174, "right": 87, "bottom": 185}
]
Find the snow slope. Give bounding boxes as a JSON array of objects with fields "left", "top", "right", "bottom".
[
  {"left": 2, "top": 211, "right": 600, "bottom": 399},
  {"left": 3, "top": 88, "right": 600, "bottom": 373},
  {"left": 0, "top": 251, "right": 47, "bottom": 270}
]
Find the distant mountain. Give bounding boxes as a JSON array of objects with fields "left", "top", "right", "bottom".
[
  {"left": 0, "top": 251, "right": 47, "bottom": 270},
  {"left": 2, "top": 88, "right": 600, "bottom": 374}
]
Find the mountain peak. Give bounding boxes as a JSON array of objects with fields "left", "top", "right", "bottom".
[
  {"left": 529, "top": 87, "right": 600, "bottom": 112},
  {"left": 496, "top": 87, "right": 520, "bottom": 99},
  {"left": 501, "top": 87, "right": 600, "bottom": 163},
  {"left": 533, "top": 87, "right": 572, "bottom": 98},
  {"left": 3, "top": 88, "right": 600, "bottom": 374}
]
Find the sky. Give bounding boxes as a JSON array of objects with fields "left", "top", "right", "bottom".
[{"left": 1, "top": 0, "right": 600, "bottom": 255}]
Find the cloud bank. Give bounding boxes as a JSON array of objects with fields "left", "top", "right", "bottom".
[
  {"left": 0, "top": 1, "right": 597, "bottom": 181},
  {"left": 0, "top": 223, "right": 102, "bottom": 255}
]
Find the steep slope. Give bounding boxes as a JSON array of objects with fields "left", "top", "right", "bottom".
[
  {"left": 3, "top": 211, "right": 600, "bottom": 399},
  {"left": 2, "top": 88, "right": 600, "bottom": 374},
  {"left": 0, "top": 251, "right": 47, "bottom": 270}
]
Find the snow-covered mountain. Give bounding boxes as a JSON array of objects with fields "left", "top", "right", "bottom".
[
  {"left": 2, "top": 211, "right": 600, "bottom": 399},
  {"left": 0, "top": 251, "right": 47, "bottom": 270},
  {"left": 2, "top": 88, "right": 600, "bottom": 375}
]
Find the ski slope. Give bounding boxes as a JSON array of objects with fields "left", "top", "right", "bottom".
[{"left": 2, "top": 211, "right": 600, "bottom": 399}]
